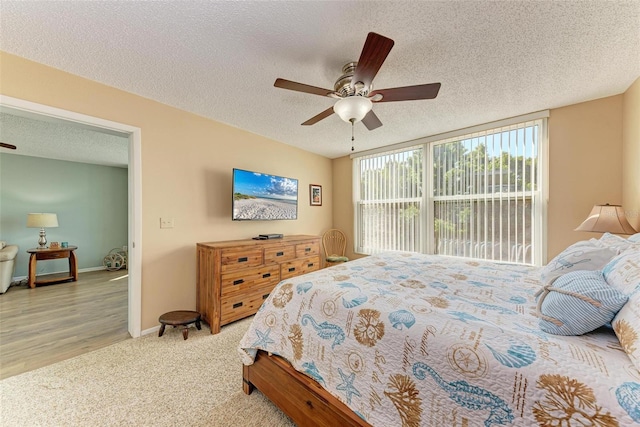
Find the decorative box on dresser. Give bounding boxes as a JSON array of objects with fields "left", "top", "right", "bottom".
[{"left": 197, "top": 235, "right": 321, "bottom": 334}]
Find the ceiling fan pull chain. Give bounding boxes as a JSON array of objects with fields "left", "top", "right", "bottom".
[{"left": 351, "top": 121, "right": 355, "bottom": 151}]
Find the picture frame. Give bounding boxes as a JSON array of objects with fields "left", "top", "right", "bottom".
[
  {"left": 49, "top": 242, "right": 60, "bottom": 249},
  {"left": 310, "top": 184, "right": 322, "bottom": 206}
]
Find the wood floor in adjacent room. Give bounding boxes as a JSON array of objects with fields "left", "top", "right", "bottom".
[{"left": 0, "top": 270, "right": 130, "bottom": 380}]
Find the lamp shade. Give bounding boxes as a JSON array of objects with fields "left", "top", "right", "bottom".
[
  {"left": 574, "top": 204, "right": 637, "bottom": 235},
  {"left": 333, "top": 96, "right": 373, "bottom": 123},
  {"left": 26, "top": 213, "right": 59, "bottom": 228}
]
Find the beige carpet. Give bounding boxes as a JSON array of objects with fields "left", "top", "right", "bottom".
[{"left": 0, "top": 318, "right": 296, "bottom": 427}]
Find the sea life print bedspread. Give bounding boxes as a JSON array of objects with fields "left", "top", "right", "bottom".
[{"left": 238, "top": 252, "right": 640, "bottom": 426}]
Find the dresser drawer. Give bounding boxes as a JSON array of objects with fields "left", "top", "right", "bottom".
[
  {"left": 37, "top": 251, "right": 69, "bottom": 260},
  {"left": 280, "top": 256, "right": 321, "bottom": 279},
  {"left": 220, "top": 247, "right": 263, "bottom": 272},
  {"left": 264, "top": 245, "right": 295, "bottom": 264},
  {"left": 301, "top": 256, "right": 321, "bottom": 275},
  {"left": 221, "top": 264, "right": 280, "bottom": 297},
  {"left": 295, "top": 241, "right": 320, "bottom": 258},
  {"left": 221, "top": 284, "right": 274, "bottom": 324}
]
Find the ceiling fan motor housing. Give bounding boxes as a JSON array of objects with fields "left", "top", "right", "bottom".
[{"left": 334, "top": 62, "right": 369, "bottom": 98}]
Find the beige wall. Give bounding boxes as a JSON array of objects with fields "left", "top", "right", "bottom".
[
  {"left": 332, "top": 94, "right": 630, "bottom": 263},
  {"left": 547, "top": 95, "right": 623, "bottom": 258},
  {"left": 0, "top": 52, "right": 333, "bottom": 330},
  {"left": 331, "top": 155, "right": 364, "bottom": 261},
  {"left": 622, "top": 77, "right": 640, "bottom": 231}
]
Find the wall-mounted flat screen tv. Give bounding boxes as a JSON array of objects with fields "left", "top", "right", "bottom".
[{"left": 232, "top": 168, "right": 298, "bottom": 221}]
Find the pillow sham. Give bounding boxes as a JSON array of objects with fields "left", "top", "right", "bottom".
[
  {"left": 604, "top": 249, "right": 640, "bottom": 371},
  {"left": 540, "top": 241, "right": 617, "bottom": 285},
  {"left": 612, "top": 291, "right": 640, "bottom": 372},
  {"left": 603, "top": 249, "right": 640, "bottom": 295},
  {"left": 537, "top": 270, "right": 628, "bottom": 336}
]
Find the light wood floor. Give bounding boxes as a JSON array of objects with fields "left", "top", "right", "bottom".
[{"left": 0, "top": 270, "right": 130, "bottom": 380}]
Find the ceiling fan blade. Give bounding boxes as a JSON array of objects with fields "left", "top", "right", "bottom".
[
  {"left": 0, "top": 142, "right": 17, "bottom": 150},
  {"left": 361, "top": 110, "right": 383, "bottom": 131},
  {"left": 370, "top": 83, "right": 441, "bottom": 102},
  {"left": 274, "top": 78, "right": 336, "bottom": 97},
  {"left": 301, "top": 107, "right": 335, "bottom": 126},
  {"left": 352, "top": 32, "right": 395, "bottom": 90}
]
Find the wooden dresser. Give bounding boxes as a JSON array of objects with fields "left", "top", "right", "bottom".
[{"left": 197, "top": 235, "right": 321, "bottom": 334}]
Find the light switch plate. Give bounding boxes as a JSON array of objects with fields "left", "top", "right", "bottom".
[{"left": 160, "top": 217, "right": 175, "bottom": 229}]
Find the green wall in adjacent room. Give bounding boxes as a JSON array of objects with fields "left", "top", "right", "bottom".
[{"left": 0, "top": 153, "right": 127, "bottom": 278}]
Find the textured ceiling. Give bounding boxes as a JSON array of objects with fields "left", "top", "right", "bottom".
[
  {"left": 1, "top": 1, "right": 639, "bottom": 160},
  {"left": 0, "top": 111, "right": 129, "bottom": 167}
]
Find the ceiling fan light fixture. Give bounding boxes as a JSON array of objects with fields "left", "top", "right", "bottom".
[{"left": 333, "top": 96, "right": 373, "bottom": 124}]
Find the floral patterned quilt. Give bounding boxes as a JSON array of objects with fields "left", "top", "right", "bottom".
[{"left": 238, "top": 252, "right": 640, "bottom": 426}]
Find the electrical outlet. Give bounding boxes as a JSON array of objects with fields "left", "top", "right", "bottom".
[{"left": 160, "top": 217, "right": 175, "bottom": 229}]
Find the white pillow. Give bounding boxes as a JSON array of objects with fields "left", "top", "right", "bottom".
[
  {"left": 598, "top": 232, "right": 638, "bottom": 254},
  {"left": 541, "top": 241, "right": 617, "bottom": 285}
]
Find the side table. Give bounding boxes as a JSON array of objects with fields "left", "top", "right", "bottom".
[
  {"left": 27, "top": 246, "right": 78, "bottom": 288},
  {"left": 159, "top": 310, "right": 202, "bottom": 340}
]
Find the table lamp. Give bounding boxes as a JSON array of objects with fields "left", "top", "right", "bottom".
[
  {"left": 26, "top": 213, "right": 59, "bottom": 249},
  {"left": 574, "top": 204, "right": 637, "bottom": 234}
]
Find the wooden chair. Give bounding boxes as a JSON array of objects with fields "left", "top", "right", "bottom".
[{"left": 322, "top": 229, "right": 349, "bottom": 267}]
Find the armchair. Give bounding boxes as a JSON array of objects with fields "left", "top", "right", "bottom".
[{"left": 0, "top": 242, "right": 19, "bottom": 294}]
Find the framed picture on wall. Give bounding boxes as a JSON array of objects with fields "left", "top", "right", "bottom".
[{"left": 310, "top": 184, "right": 322, "bottom": 206}]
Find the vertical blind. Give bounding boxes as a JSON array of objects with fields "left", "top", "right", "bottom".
[
  {"left": 432, "top": 120, "right": 541, "bottom": 264},
  {"left": 354, "top": 117, "right": 545, "bottom": 265},
  {"left": 355, "top": 146, "right": 423, "bottom": 254}
]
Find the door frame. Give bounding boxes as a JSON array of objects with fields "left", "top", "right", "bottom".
[{"left": 0, "top": 95, "right": 143, "bottom": 337}]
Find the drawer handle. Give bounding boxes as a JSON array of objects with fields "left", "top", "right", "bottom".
[
  {"left": 288, "top": 267, "right": 296, "bottom": 272},
  {"left": 233, "top": 279, "right": 244, "bottom": 286},
  {"left": 262, "top": 294, "right": 270, "bottom": 300},
  {"left": 233, "top": 302, "right": 243, "bottom": 309},
  {"left": 308, "top": 263, "right": 314, "bottom": 268},
  {"left": 304, "top": 247, "right": 311, "bottom": 252},
  {"left": 238, "top": 257, "right": 248, "bottom": 263},
  {"left": 276, "top": 251, "right": 284, "bottom": 256},
  {"left": 262, "top": 273, "right": 271, "bottom": 278}
]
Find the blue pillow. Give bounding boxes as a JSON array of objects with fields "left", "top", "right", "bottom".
[{"left": 537, "top": 270, "right": 628, "bottom": 335}]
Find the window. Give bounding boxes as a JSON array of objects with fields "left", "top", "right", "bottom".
[
  {"left": 354, "top": 114, "right": 547, "bottom": 265},
  {"left": 355, "top": 146, "right": 424, "bottom": 254}
]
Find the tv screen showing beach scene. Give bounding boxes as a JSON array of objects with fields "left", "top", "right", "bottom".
[{"left": 232, "top": 169, "right": 298, "bottom": 220}]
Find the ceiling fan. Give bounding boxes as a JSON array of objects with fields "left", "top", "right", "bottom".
[
  {"left": 0, "top": 143, "right": 17, "bottom": 150},
  {"left": 274, "top": 32, "right": 441, "bottom": 134}
]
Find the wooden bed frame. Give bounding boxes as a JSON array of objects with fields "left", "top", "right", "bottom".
[{"left": 243, "top": 350, "right": 371, "bottom": 426}]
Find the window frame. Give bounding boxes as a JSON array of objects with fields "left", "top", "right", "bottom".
[{"left": 352, "top": 111, "right": 548, "bottom": 265}]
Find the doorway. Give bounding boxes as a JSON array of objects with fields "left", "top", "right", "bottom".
[{"left": 0, "top": 95, "right": 142, "bottom": 338}]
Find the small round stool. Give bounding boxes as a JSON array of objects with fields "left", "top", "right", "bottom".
[{"left": 158, "top": 310, "right": 202, "bottom": 340}]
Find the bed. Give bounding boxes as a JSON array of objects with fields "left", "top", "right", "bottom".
[{"left": 238, "top": 249, "right": 640, "bottom": 426}]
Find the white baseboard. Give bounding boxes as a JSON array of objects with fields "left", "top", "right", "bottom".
[
  {"left": 12, "top": 266, "right": 110, "bottom": 283},
  {"left": 141, "top": 325, "right": 161, "bottom": 336},
  {"left": 79, "top": 266, "right": 108, "bottom": 273}
]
